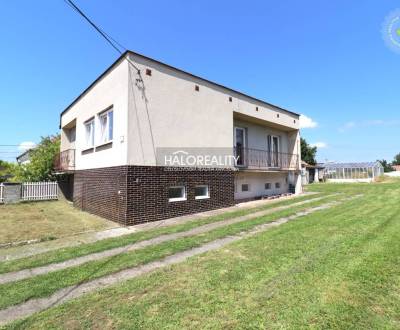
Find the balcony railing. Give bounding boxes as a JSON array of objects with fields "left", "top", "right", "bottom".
[
  {"left": 234, "top": 147, "right": 299, "bottom": 170},
  {"left": 54, "top": 149, "right": 75, "bottom": 171}
]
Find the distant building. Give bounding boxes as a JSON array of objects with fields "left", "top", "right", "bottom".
[
  {"left": 16, "top": 149, "right": 34, "bottom": 165},
  {"left": 323, "top": 162, "right": 383, "bottom": 182},
  {"left": 301, "top": 161, "right": 324, "bottom": 185},
  {"left": 392, "top": 165, "right": 400, "bottom": 171}
]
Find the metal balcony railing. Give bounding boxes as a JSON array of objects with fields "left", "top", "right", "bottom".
[
  {"left": 54, "top": 149, "right": 75, "bottom": 171},
  {"left": 234, "top": 147, "right": 299, "bottom": 170}
]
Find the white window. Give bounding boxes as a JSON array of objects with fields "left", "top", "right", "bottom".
[
  {"left": 275, "top": 182, "right": 281, "bottom": 189},
  {"left": 98, "top": 109, "right": 113, "bottom": 144},
  {"left": 242, "top": 184, "right": 250, "bottom": 192},
  {"left": 84, "top": 119, "right": 95, "bottom": 148},
  {"left": 265, "top": 183, "right": 271, "bottom": 190},
  {"left": 168, "top": 186, "right": 186, "bottom": 202},
  {"left": 195, "top": 185, "right": 209, "bottom": 199}
]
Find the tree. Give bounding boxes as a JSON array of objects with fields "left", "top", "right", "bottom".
[
  {"left": 15, "top": 134, "right": 60, "bottom": 182},
  {"left": 0, "top": 160, "right": 17, "bottom": 182},
  {"left": 301, "top": 137, "right": 317, "bottom": 165},
  {"left": 392, "top": 153, "right": 400, "bottom": 166},
  {"left": 377, "top": 159, "right": 393, "bottom": 172}
]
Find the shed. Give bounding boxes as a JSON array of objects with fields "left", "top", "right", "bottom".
[{"left": 323, "top": 162, "right": 383, "bottom": 182}]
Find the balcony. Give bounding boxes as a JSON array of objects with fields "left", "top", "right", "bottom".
[
  {"left": 234, "top": 147, "right": 299, "bottom": 171},
  {"left": 54, "top": 149, "right": 75, "bottom": 172}
]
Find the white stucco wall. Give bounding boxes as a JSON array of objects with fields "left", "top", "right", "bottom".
[
  {"left": 60, "top": 52, "right": 300, "bottom": 171},
  {"left": 234, "top": 171, "right": 289, "bottom": 200},
  {"left": 60, "top": 60, "right": 129, "bottom": 170},
  {"left": 125, "top": 53, "right": 299, "bottom": 166}
]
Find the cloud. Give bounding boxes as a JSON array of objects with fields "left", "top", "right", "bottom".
[
  {"left": 339, "top": 119, "right": 400, "bottom": 132},
  {"left": 311, "top": 142, "right": 328, "bottom": 149},
  {"left": 18, "top": 141, "right": 36, "bottom": 151},
  {"left": 299, "top": 114, "right": 318, "bottom": 129}
]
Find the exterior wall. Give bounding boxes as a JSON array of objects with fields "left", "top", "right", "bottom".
[
  {"left": 233, "top": 119, "right": 290, "bottom": 153},
  {"left": 61, "top": 60, "right": 130, "bottom": 170},
  {"left": 125, "top": 166, "right": 235, "bottom": 225},
  {"left": 73, "top": 165, "right": 235, "bottom": 225},
  {"left": 234, "top": 171, "right": 289, "bottom": 200},
  {"left": 126, "top": 53, "right": 300, "bottom": 166}
]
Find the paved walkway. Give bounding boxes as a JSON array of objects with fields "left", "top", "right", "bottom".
[
  {"left": 0, "top": 193, "right": 317, "bottom": 262},
  {"left": 0, "top": 198, "right": 346, "bottom": 326},
  {"left": 0, "top": 194, "right": 328, "bottom": 285}
]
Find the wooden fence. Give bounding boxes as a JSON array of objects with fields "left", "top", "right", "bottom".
[{"left": 21, "top": 182, "right": 58, "bottom": 201}]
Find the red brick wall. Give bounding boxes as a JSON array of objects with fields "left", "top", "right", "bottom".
[{"left": 73, "top": 166, "right": 235, "bottom": 226}]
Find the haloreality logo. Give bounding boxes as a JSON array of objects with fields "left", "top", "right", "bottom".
[{"left": 382, "top": 9, "right": 400, "bottom": 54}]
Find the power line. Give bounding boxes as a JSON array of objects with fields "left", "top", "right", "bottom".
[
  {"left": 63, "top": 0, "right": 141, "bottom": 73},
  {"left": 64, "top": 0, "right": 124, "bottom": 54}
]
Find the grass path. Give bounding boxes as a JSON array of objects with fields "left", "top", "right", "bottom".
[
  {"left": 0, "top": 194, "right": 333, "bottom": 285},
  {"left": 0, "top": 198, "right": 348, "bottom": 325},
  {"left": 0, "top": 193, "right": 324, "bottom": 275}
]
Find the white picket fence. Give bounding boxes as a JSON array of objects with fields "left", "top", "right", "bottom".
[
  {"left": 21, "top": 182, "right": 58, "bottom": 201},
  {"left": 0, "top": 183, "right": 3, "bottom": 203}
]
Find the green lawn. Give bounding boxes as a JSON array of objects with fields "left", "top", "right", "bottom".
[
  {"left": 0, "top": 201, "right": 117, "bottom": 245},
  {"left": 0, "top": 192, "right": 323, "bottom": 275},
  {"left": 3, "top": 180, "right": 400, "bottom": 329}
]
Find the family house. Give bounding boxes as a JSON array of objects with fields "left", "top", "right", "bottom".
[{"left": 57, "top": 51, "right": 302, "bottom": 225}]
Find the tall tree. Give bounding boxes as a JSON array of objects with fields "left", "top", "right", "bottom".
[
  {"left": 377, "top": 159, "right": 393, "bottom": 172},
  {"left": 300, "top": 137, "right": 317, "bottom": 165},
  {"left": 15, "top": 134, "right": 60, "bottom": 182},
  {"left": 392, "top": 153, "right": 400, "bottom": 165}
]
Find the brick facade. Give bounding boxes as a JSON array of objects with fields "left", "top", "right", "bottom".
[{"left": 73, "top": 166, "right": 235, "bottom": 226}]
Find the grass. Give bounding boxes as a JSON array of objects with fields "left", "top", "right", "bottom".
[
  {"left": 0, "top": 193, "right": 324, "bottom": 274},
  {"left": 0, "top": 195, "right": 341, "bottom": 310},
  {"left": 0, "top": 201, "right": 116, "bottom": 245},
  {"left": 3, "top": 179, "right": 400, "bottom": 329}
]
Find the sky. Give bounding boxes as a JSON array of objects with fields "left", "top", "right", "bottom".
[{"left": 0, "top": 0, "right": 399, "bottom": 163}]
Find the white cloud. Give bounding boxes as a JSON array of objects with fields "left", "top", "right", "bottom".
[
  {"left": 18, "top": 141, "right": 36, "bottom": 151},
  {"left": 339, "top": 119, "right": 400, "bottom": 132},
  {"left": 299, "top": 114, "right": 318, "bottom": 129},
  {"left": 311, "top": 142, "right": 328, "bottom": 149}
]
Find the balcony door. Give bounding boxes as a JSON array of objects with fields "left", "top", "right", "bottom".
[
  {"left": 267, "top": 135, "right": 280, "bottom": 167},
  {"left": 235, "top": 127, "right": 246, "bottom": 166}
]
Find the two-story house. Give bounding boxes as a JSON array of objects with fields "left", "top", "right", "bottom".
[{"left": 57, "top": 51, "right": 302, "bottom": 226}]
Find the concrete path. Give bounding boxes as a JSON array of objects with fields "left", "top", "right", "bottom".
[
  {"left": 0, "top": 193, "right": 318, "bottom": 262},
  {"left": 0, "top": 194, "right": 329, "bottom": 285},
  {"left": 0, "top": 197, "right": 357, "bottom": 326}
]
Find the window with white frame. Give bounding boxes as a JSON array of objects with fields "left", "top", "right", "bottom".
[
  {"left": 98, "top": 109, "right": 113, "bottom": 144},
  {"left": 168, "top": 186, "right": 186, "bottom": 202},
  {"left": 84, "top": 119, "right": 95, "bottom": 148},
  {"left": 265, "top": 183, "right": 271, "bottom": 190},
  {"left": 275, "top": 182, "right": 281, "bottom": 189},
  {"left": 195, "top": 185, "right": 209, "bottom": 199}
]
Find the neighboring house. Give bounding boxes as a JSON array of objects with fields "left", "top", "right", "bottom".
[
  {"left": 16, "top": 149, "right": 34, "bottom": 165},
  {"left": 392, "top": 165, "right": 400, "bottom": 171},
  {"left": 56, "top": 50, "right": 302, "bottom": 225},
  {"left": 301, "top": 161, "right": 324, "bottom": 185},
  {"left": 323, "top": 162, "right": 383, "bottom": 183}
]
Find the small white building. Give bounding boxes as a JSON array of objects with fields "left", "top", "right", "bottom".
[{"left": 323, "top": 162, "right": 383, "bottom": 183}]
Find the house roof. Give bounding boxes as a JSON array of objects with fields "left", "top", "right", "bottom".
[
  {"left": 60, "top": 50, "right": 300, "bottom": 126},
  {"left": 16, "top": 149, "right": 33, "bottom": 162},
  {"left": 323, "top": 162, "right": 382, "bottom": 169}
]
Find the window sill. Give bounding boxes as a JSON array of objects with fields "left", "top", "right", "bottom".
[
  {"left": 169, "top": 197, "right": 187, "bottom": 202},
  {"left": 81, "top": 147, "right": 94, "bottom": 155},
  {"left": 95, "top": 141, "right": 113, "bottom": 152},
  {"left": 195, "top": 196, "right": 210, "bottom": 200}
]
